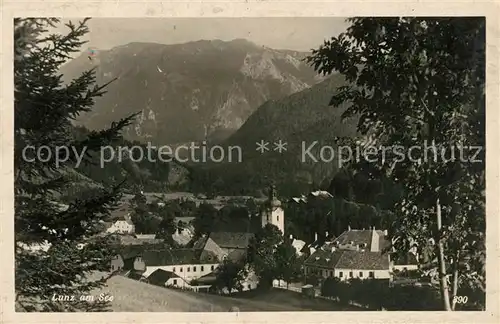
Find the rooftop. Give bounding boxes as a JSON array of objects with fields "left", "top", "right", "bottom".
[
  {"left": 147, "top": 269, "right": 180, "bottom": 286},
  {"left": 208, "top": 231, "right": 254, "bottom": 249},
  {"left": 304, "top": 228, "right": 392, "bottom": 270},
  {"left": 141, "top": 248, "right": 219, "bottom": 266},
  {"left": 118, "top": 235, "right": 163, "bottom": 246},
  {"left": 332, "top": 228, "right": 390, "bottom": 252},
  {"left": 117, "top": 243, "right": 170, "bottom": 260},
  {"left": 304, "top": 249, "right": 390, "bottom": 270}
]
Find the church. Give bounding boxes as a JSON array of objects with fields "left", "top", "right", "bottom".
[
  {"left": 189, "top": 185, "right": 287, "bottom": 291},
  {"left": 260, "top": 185, "right": 285, "bottom": 234},
  {"left": 194, "top": 185, "right": 285, "bottom": 264}
]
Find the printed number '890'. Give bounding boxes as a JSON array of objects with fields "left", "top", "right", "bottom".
[{"left": 453, "top": 296, "right": 468, "bottom": 304}]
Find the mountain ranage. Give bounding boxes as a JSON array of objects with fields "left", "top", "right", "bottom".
[{"left": 60, "top": 39, "right": 322, "bottom": 145}]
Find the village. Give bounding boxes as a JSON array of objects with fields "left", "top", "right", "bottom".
[{"left": 102, "top": 186, "right": 424, "bottom": 302}]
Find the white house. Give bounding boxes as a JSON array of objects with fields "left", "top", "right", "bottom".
[
  {"left": 147, "top": 269, "right": 191, "bottom": 289},
  {"left": 289, "top": 235, "right": 306, "bottom": 256},
  {"left": 172, "top": 228, "right": 194, "bottom": 246},
  {"left": 138, "top": 249, "right": 221, "bottom": 284},
  {"left": 106, "top": 215, "right": 135, "bottom": 234},
  {"left": 304, "top": 228, "right": 392, "bottom": 281},
  {"left": 304, "top": 227, "right": 420, "bottom": 283}
]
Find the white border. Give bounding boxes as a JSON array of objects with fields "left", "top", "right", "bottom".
[{"left": 1, "top": 1, "right": 499, "bottom": 323}]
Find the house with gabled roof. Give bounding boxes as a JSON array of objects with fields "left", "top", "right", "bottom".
[
  {"left": 136, "top": 248, "right": 221, "bottom": 284},
  {"left": 110, "top": 242, "right": 221, "bottom": 289},
  {"left": 106, "top": 214, "right": 135, "bottom": 234},
  {"left": 194, "top": 231, "right": 255, "bottom": 263},
  {"left": 110, "top": 243, "right": 169, "bottom": 273},
  {"left": 304, "top": 227, "right": 392, "bottom": 281},
  {"left": 147, "top": 269, "right": 188, "bottom": 289},
  {"left": 304, "top": 227, "right": 418, "bottom": 283},
  {"left": 147, "top": 268, "right": 216, "bottom": 292}
]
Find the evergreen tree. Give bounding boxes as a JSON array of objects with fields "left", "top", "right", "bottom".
[{"left": 14, "top": 18, "right": 135, "bottom": 311}]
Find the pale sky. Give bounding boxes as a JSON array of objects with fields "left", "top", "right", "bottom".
[{"left": 50, "top": 17, "right": 350, "bottom": 53}]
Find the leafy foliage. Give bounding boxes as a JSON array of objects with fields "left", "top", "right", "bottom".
[
  {"left": 307, "top": 17, "right": 485, "bottom": 310},
  {"left": 247, "top": 224, "right": 284, "bottom": 288},
  {"left": 213, "top": 260, "right": 249, "bottom": 293},
  {"left": 274, "top": 240, "right": 302, "bottom": 286},
  {"left": 247, "top": 224, "right": 301, "bottom": 288},
  {"left": 129, "top": 191, "right": 177, "bottom": 240},
  {"left": 193, "top": 202, "right": 219, "bottom": 236}
]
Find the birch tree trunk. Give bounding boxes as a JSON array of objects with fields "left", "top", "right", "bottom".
[
  {"left": 451, "top": 251, "right": 460, "bottom": 310},
  {"left": 436, "top": 198, "right": 452, "bottom": 310}
]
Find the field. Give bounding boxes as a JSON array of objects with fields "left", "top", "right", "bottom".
[{"left": 89, "top": 273, "right": 365, "bottom": 312}]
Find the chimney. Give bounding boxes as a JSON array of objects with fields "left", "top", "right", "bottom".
[
  {"left": 383, "top": 230, "right": 388, "bottom": 236},
  {"left": 314, "top": 232, "right": 318, "bottom": 242},
  {"left": 289, "top": 234, "right": 293, "bottom": 240},
  {"left": 325, "top": 231, "right": 329, "bottom": 238},
  {"left": 370, "top": 229, "right": 380, "bottom": 252},
  {"left": 348, "top": 225, "right": 351, "bottom": 231},
  {"left": 330, "top": 246, "right": 336, "bottom": 252}
]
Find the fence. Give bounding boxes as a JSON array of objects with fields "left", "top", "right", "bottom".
[{"left": 272, "top": 281, "right": 309, "bottom": 293}]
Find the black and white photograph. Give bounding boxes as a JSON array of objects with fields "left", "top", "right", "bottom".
[{"left": 6, "top": 8, "right": 494, "bottom": 318}]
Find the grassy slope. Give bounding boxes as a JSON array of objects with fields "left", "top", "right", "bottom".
[{"left": 91, "top": 273, "right": 363, "bottom": 311}]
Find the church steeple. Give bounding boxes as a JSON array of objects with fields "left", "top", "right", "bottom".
[
  {"left": 268, "top": 184, "right": 281, "bottom": 208},
  {"left": 269, "top": 184, "right": 276, "bottom": 200},
  {"left": 261, "top": 184, "right": 285, "bottom": 235}
]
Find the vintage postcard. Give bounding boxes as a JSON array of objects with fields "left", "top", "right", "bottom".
[{"left": 1, "top": 1, "right": 499, "bottom": 323}]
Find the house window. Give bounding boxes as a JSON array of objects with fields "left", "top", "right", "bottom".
[
  {"left": 187, "top": 267, "right": 190, "bottom": 272},
  {"left": 369, "top": 271, "right": 374, "bottom": 278},
  {"left": 193, "top": 266, "right": 197, "bottom": 272},
  {"left": 180, "top": 267, "right": 183, "bottom": 272},
  {"left": 211, "top": 265, "right": 214, "bottom": 271},
  {"left": 329, "top": 271, "right": 333, "bottom": 277},
  {"left": 359, "top": 271, "right": 363, "bottom": 277},
  {"left": 339, "top": 271, "right": 343, "bottom": 278},
  {"left": 349, "top": 271, "right": 353, "bottom": 278},
  {"left": 277, "top": 215, "right": 279, "bottom": 221},
  {"left": 173, "top": 279, "right": 177, "bottom": 285},
  {"left": 173, "top": 267, "right": 176, "bottom": 272},
  {"left": 201, "top": 266, "right": 204, "bottom": 271}
]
